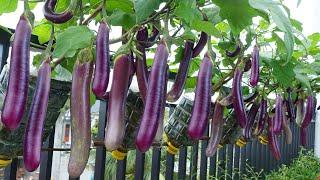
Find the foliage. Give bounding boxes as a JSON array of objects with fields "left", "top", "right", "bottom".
[{"left": 266, "top": 150, "right": 320, "bottom": 180}]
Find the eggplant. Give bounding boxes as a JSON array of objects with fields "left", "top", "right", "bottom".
[
  {"left": 300, "top": 127, "right": 307, "bottom": 147},
  {"left": 187, "top": 53, "right": 213, "bottom": 140},
  {"left": 268, "top": 116, "right": 281, "bottom": 160},
  {"left": 232, "top": 68, "right": 247, "bottom": 128},
  {"left": 295, "top": 99, "right": 305, "bottom": 125},
  {"left": 135, "top": 27, "right": 149, "bottom": 104},
  {"left": 286, "top": 88, "right": 296, "bottom": 122},
  {"left": 301, "top": 96, "right": 315, "bottom": 128},
  {"left": 167, "top": 40, "right": 194, "bottom": 102},
  {"left": 243, "top": 102, "right": 260, "bottom": 140},
  {"left": 249, "top": 45, "right": 259, "bottom": 86},
  {"left": 219, "top": 90, "right": 258, "bottom": 107},
  {"left": 23, "top": 60, "right": 51, "bottom": 172},
  {"left": 104, "top": 54, "right": 133, "bottom": 151},
  {"left": 2, "top": 14, "right": 31, "bottom": 130},
  {"left": 274, "top": 95, "right": 283, "bottom": 134},
  {"left": 254, "top": 99, "right": 267, "bottom": 136},
  {"left": 226, "top": 44, "right": 241, "bottom": 57},
  {"left": 135, "top": 40, "right": 169, "bottom": 152},
  {"left": 192, "top": 32, "right": 208, "bottom": 57},
  {"left": 206, "top": 102, "right": 224, "bottom": 157},
  {"left": 282, "top": 106, "right": 292, "bottom": 144},
  {"left": 43, "top": 0, "right": 77, "bottom": 24},
  {"left": 68, "top": 48, "right": 93, "bottom": 178},
  {"left": 92, "top": 20, "right": 110, "bottom": 99}
]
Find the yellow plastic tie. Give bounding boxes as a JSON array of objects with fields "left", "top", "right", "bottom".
[
  {"left": 218, "top": 144, "right": 223, "bottom": 148},
  {"left": 167, "top": 141, "right": 178, "bottom": 155},
  {"left": 236, "top": 138, "right": 247, "bottom": 148},
  {"left": 111, "top": 150, "right": 127, "bottom": 160},
  {"left": 258, "top": 135, "right": 268, "bottom": 145},
  {"left": 0, "top": 156, "right": 12, "bottom": 168}
]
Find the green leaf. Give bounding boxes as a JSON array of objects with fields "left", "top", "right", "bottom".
[
  {"left": 270, "top": 59, "right": 295, "bottom": 88},
  {"left": 32, "top": 54, "right": 43, "bottom": 68},
  {"left": 60, "top": 57, "right": 76, "bottom": 73},
  {"left": 249, "top": 0, "right": 294, "bottom": 63},
  {"left": 134, "top": 0, "right": 164, "bottom": 23},
  {"left": 212, "top": 0, "right": 263, "bottom": 35},
  {"left": 0, "top": 0, "right": 18, "bottom": 14},
  {"left": 202, "top": 7, "right": 221, "bottom": 25},
  {"left": 188, "top": 58, "right": 201, "bottom": 76},
  {"left": 106, "top": 0, "right": 134, "bottom": 13},
  {"left": 32, "top": 24, "right": 52, "bottom": 44},
  {"left": 53, "top": 26, "right": 94, "bottom": 58},
  {"left": 108, "top": 9, "right": 136, "bottom": 30},
  {"left": 190, "top": 20, "right": 221, "bottom": 37},
  {"left": 295, "top": 73, "right": 311, "bottom": 90},
  {"left": 174, "top": 0, "right": 202, "bottom": 24}
]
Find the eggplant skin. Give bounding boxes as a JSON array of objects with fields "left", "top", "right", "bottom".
[
  {"left": 243, "top": 102, "right": 259, "bottom": 140},
  {"left": 23, "top": 60, "right": 51, "bottom": 172},
  {"left": 68, "top": 49, "right": 93, "bottom": 178},
  {"left": 167, "top": 40, "right": 194, "bottom": 102},
  {"left": 249, "top": 45, "right": 259, "bottom": 86},
  {"left": 301, "top": 95, "right": 315, "bottom": 128},
  {"left": 286, "top": 88, "right": 296, "bottom": 122},
  {"left": 104, "top": 54, "right": 132, "bottom": 151},
  {"left": 232, "top": 68, "right": 247, "bottom": 128},
  {"left": 273, "top": 95, "right": 283, "bottom": 134},
  {"left": 268, "top": 117, "right": 281, "bottom": 161},
  {"left": 192, "top": 32, "right": 208, "bottom": 58},
  {"left": 226, "top": 45, "right": 241, "bottom": 57},
  {"left": 2, "top": 15, "right": 31, "bottom": 130},
  {"left": 92, "top": 20, "right": 110, "bottom": 99},
  {"left": 43, "top": 0, "right": 75, "bottom": 24},
  {"left": 187, "top": 53, "right": 213, "bottom": 140},
  {"left": 135, "top": 40, "right": 169, "bottom": 153},
  {"left": 254, "top": 99, "right": 267, "bottom": 136}
]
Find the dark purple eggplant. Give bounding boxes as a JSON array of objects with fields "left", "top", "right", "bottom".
[
  {"left": 300, "top": 127, "right": 307, "bottom": 147},
  {"left": 254, "top": 99, "right": 267, "bottom": 136},
  {"left": 268, "top": 116, "right": 281, "bottom": 160},
  {"left": 232, "top": 68, "right": 247, "bottom": 128},
  {"left": 187, "top": 53, "right": 213, "bottom": 140},
  {"left": 286, "top": 88, "right": 296, "bottom": 122},
  {"left": 148, "top": 26, "right": 159, "bottom": 42},
  {"left": 192, "top": 32, "right": 208, "bottom": 58},
  {"left": 206, "top": 102, "right": 224, "bottom": 156},
  {"left": 296, "top": 99, "right": 305, "bottom": 125},
  {"left": 135, "top": 27, "right": 149, "bottom": 104},
  {"left": 282, "top": 105, "right": 292, "bottom": 144},
  {"left": 167, "top": 40, "right": 194, "bottom": 102},
  {"left": 92, "top": 20, "right": 110, "bottom": 99},
  {"left": 301, "top": 95, "right": 315, "bottom": 128},
  {"left": 135, "top": 40, "right": 169, "bottom": 152},
  {"left": 104, "top": 54, "right": 133, "bottom": 151},
  {"left": 274, "top": 95, "right": 283, "bottom": 134},
  {"left": 243, "top": 102, "right": 260, "bottom": 140},
  {"left": 1, "top": 15, "right": 31, "bottom": 130},
  {"left": 43, "top": 0, "right": 77, "bottom": 24},
  {"left": 68, "top": 49, "right": 93, "bottom": 178},
  {"left": 23, "top": 59, "right": 51, "bottom": 172},
  {"left": 249, "top": 45, "right": 259, "bottom": 86},
  {"left": 244, "top": 58, "right": 252, "bottom": 72},
  {"left": 220, "top": 90, "right": 258, "bottom": 108},
  {"left": 226, "top": 44, "right": 241, "bottom": 57}
]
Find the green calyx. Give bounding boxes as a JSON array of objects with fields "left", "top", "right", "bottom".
[{"left": 77, "top": 48, "right": 93, "bottom": 64}]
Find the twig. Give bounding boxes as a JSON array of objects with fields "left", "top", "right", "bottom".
[
  {"left": 51, "top": 57, "right": 64, "bottom": 68},
  {"left": 81, "top": 4, "right": 103, "bottom": 25}
]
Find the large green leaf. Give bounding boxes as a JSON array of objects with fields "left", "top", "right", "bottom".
[
  {"left": 0, "top": 0, "right": 18, "bottom": 14},
  {"left": 211, "top": 0, "right": 263, "bottom": 35},
  {"left": 32, "top": 23, "right": 52, "bottom": 44},
  {"left": 190, "top": 20, "right": 221, "bottom": 37},
  {"left": 270, "top": 59, "right": 295, "bottom": 88},
  {"left": 108, "top": 9, "right": 136, "bottom": 30},
  {"left": 134, "top": 0, "right": 164, "bottom": 23},
  {"left": 106, "top": 0, "right": 134, "bottom": 13},
  {"left": 53, "top": 26, "right": 94, "bottom": 58},
  {"left": 249, "top": 0, "right": 294, "bottom": 63},
  {"left": 174, "top": 0, "right": 202, "bottom": 24}
]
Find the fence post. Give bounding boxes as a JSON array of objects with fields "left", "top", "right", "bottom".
[
  {"left": 4, "top": 158, "right": 18, "bottom": 180},
  {"left": 315, "top": 95, "right": 320, "bottom": 157},
  {"left": 39, "top": 128, "right": 55, "bottom": 180}
]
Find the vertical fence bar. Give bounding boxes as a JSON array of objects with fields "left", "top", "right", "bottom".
[
  {"left": 178, "top": 146, "right": 187, "bottom": 179},
  {"left": 209, "top": 153, "right": 217, "bottom": 178},
  {"left": 116, "top": 158, "right": 127, "bottom": 180},
  {"left": 165, "top": 153, "right": 175, "bottom": 180},
  {"left": 151, "top": 147, "right": 161, "bottom": 180},
  {"left": 226, "top": 144, "right": 233, "bottom": 180},
  {"left": 233, "top": 145, "right": 240, "bottom": 180},
  {"left": 199, "top": 127, "right": 209, "bottom": 180},
  {"left": 239, "top": 146, "right": 246, "bottom": 177},
  {"left": 4, "top": 158, "right": 17, "bottom": 180},
  {"left": 134, "top": 151, "right": 145, "bottom": 180},
  {"left": 217, "top": 146, "right": 226, "bottom": 178},
  {"left": 39, "top": 128, "right": 55, "bottom": 180},
  {"left": 190, "top": 143, "right": 199, "bottom": 180},
  {"left": 94, "top": 101, "right": 107, "bottom": 180}
]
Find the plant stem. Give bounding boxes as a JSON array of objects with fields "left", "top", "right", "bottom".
[{"left": 82, "top": 4, "right": 103, "bottom": 25}]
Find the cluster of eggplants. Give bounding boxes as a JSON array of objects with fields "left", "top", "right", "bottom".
[
  {"left": 187, "top": 53, "right": 213, "bottom": 140},
  {"left": 43, "top": 0, "right": 78, "bottom": 24},
  {"left": 68, "top": 49, "right": 93, "bottom": 178},
  {"left": 1, "top": 14, "right": 32, "bottom": 130}
]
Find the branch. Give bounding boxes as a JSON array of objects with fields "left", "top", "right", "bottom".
[{"left": 81, "top": 4, "right": 103, "bottom": 25}]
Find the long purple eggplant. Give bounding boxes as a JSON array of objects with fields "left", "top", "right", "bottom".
[
  {"left": 104, "top": 54, "right": 133, "bottom": 151},
  {"left": 296, "top": 99, "right": 305, "bottom": 125},
  {"left": 206, "top": 102, "right": 224, "bottom": 156},
  {"left": 286, "top": 88, "right": 296, "bottom": 122},
  {"left": 68, "top": 49, "right": 93, "bottom": 178},
  {"left": 301, "top": 95, "right": 315, "bottom": 128},
  {"left": 232, "top": 68, "right": 247, "bottom": 128},
  {"left": 268, "top": 116, "right": 281, "bottom": 160},
  {"left": 254, "top": 99, "right": 267, "bottom": 136},
  {"left": 274, "top": 95, "right": 283, "bottom": 134},
  {"left": 92, "top": 20, "right": 110, "bottom": 99},
  {"left": 43, "top": 0, "right": 77, "bottom": 24},
  {"left": 192, "top": 32, "right": 208, "bottom": 57},
  {"left": 135, "top": 40, "right": 169, "bottom": 152},
  {"left": 300, "top": 127, "right": 307, "bottom": 147},
  {"left": 249, "top": 45, "right": 259, "bottom": 86},
  {"left": 282, "top": 106, "right": 292, "bottom": 144},
  {"left": 187, "top": 53, "right": 213, "bottom": 140},
  {"left": 167, "top": 41, "right": 194, "bottom": 102},
  {"left": 23, "top": 60, "right": 51, "bottom": 172},
  {"left": 226, "top": 44, "right": 241, "bottom": 57},
  {"left": 243, "top": 102, "right": 260, "bottom": 140},
  {"left": 135, "top": 27, "right": 149, "bottom": 104},
  {"left": 1, "top": 15, "right": 31, "bottom": 130}
]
